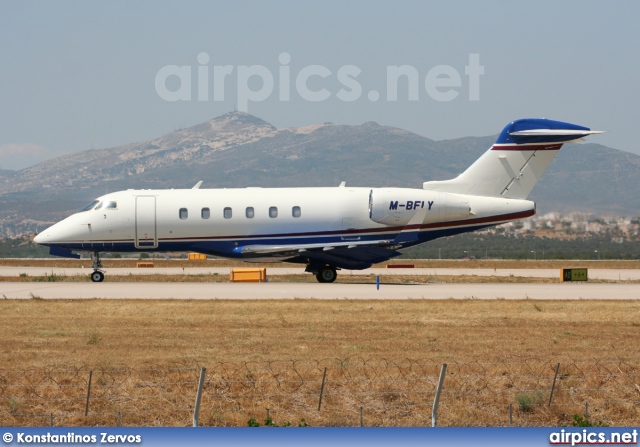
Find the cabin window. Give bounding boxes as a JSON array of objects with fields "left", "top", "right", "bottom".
[
  {"left": 224, "top": 207, "right": 232, "bottom": 219},
  {"left": 292, "top": 206, "right": 301, "bottom": 218},
  {"left": 179, "top": 208, "right": 188, "bottom": 220},
  {"left": 246, "top": 207, "right": 254, "bottom": 218},
  {"left": 201, "top": 208, "right": 210, "bottom": 219},
  {"left": 269, "top": 206, "right": 278, "bottom": 218}
]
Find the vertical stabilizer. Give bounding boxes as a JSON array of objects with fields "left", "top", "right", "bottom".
[{"left": 422, "top": 118, "right": 603, "bottom": 199}]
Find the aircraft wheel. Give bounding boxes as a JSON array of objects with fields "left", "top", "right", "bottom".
[
  {"left": 316, "top": 267, "right": 337, "bottom": 283},
  {"left": 90, "top": 271, "right": 104, "bottom": 283}
]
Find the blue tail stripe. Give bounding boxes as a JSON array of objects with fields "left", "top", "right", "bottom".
[{"left": 495, "top": 118, "right": 590, "bottom": 145}]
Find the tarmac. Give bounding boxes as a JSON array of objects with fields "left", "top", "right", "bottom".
[
  {"left": 1, "top": 281, "right": 639, "bottom": 300},
  {"left": 1, "top": 266, "right": 638, "bottom": 300},
  {"left": 2, "top": 266, "right": 640, "bottom": 280}
]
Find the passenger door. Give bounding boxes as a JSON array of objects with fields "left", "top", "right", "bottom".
[{"left": 135, "top": 196, "right": 157, "bottom": 248}]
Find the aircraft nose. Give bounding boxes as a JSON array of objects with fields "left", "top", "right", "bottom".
[
  {"left": 34, "top": 223, "right": 58, "bottom": 245},
  {"left": 34, "top": 233, "right": 44, "bottom": 244},
  {"left": 34, "top": 217, "right": 87, "bottom": 246}
]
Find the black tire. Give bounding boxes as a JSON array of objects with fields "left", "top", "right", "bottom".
[
  {"left": 90, "top": 271, "right": 104, "bottom": 283},
  {"left": 315, "top": 267, "right": 337, "bottom": 283}
]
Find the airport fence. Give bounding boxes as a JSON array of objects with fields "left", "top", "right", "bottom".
[{"left": 1, "top": 359, "right": 638, "bottom": 427}]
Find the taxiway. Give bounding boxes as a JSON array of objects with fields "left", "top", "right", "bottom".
[{"left": 1, "top": 282, "right": 638, "bottom": 300}]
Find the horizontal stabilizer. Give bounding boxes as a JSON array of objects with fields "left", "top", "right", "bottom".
[
  {"left": 494, "top": 118, "right": 604, "bottom": 146},
  {"left": 509, "top": 129, "right": 605, "bottom": 136}
]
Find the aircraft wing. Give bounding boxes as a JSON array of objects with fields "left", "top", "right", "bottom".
[
  {"left": 235, "top": 239, "right": 393, "bottom": 254},
  {"left": 234, "top": 240, "right": 402, "bottom": 269},
  {"left": 234, "top": 208, "right": 430, "bottom": 269}
]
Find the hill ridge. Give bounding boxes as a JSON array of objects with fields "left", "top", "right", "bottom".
[{"left": 0, "top": 113, "right": 638, "bottom": 234}]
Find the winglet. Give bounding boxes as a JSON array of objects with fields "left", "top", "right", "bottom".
[{"left": 192, "top": 181, "right": 203, "bottom": 189}]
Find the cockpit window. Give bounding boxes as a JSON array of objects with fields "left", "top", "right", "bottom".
[
  {"left": 79, "top": 200, "right": 100, "bottom": 212},
  {"left": 96, "top": 201, "right": 118, "bottom": 210}
]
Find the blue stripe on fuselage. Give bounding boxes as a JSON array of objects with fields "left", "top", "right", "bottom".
[
  {"left": 39, "top": 209, "right": 533, "bottom": 259},
  {"left": 39, "top": 222, "right": 497, "bottom": 259}
]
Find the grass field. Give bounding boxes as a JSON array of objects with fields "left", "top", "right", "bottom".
[
  {"left": 2, "top": 258, "right": 639, "bottom": 284},
  {"left": 2, "top": 258, "right": 640, "bottom": 269},
  {"left": 0, "top": 273, "right": 605, "bottom": 284},
  {"left": 1, "top": 299, "right": 639, "bottom": 427},
  {"left": 1, "top": 258, "right": 639, "bottom": 426},
  {"left": 2, "top": 299, "right": 638, "bottom": 366}
]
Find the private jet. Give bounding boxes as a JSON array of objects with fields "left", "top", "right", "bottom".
[{"left": 34, "top": 118, "right": 603, "bottom": 282}]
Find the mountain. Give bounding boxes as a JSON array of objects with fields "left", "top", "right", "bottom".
[
  {"left": 0, "top": 169, "right": 16, "bottom": 181},
  {"left": 531, "top": 144, "right": 640, "bottom": 215},
  {"left": 1, "top": 113, "right": 277, "bottom": 195},
  {"left": 1, "top": 112, "right": 639, "bottom": 234}
]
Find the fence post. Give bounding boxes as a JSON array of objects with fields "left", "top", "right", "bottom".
[
  {"left": 509, "top": 404, "right": 513, "bottom": 425},
  {"left": 193, "top": 367, "right": 206, "bottom": 427},
  {"left": 585, "top": 402, "right": 589, "bottom": 418},
  {"left": 117, "top": 412, "right": 122, "bottom": 427},
  {"left": 432, "top": 363, "right": 447, "bottom": 427},
  {"left": 50, "top": 413, "right": 54, "bottom": 427},
  {"left": 318, "top": 367, "right": 327, "bottom": 411},
  {"left": 85, "top": 371, "right": 93, "bottom": 416},
  {"left": 548, "top": 363, "right": 560, "bottom": 407},
  {"left": 360, "top": 406, "right": 363, "bottom": 427}
]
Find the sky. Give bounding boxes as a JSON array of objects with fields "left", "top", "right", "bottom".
[{"left": 1, "top": 0, "right": 639, "bottom": 170}]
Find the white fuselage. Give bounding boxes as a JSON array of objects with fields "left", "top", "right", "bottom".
[{"left": 35, "top": 185, "right": 535, "bottom": 265}]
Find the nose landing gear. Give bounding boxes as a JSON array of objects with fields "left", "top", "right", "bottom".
[
  {"left": 91, "top": 270, "right": 105, "bottom": 282},
  {"left": 90, "top": 251, "right": 105, "bottom": 282}
]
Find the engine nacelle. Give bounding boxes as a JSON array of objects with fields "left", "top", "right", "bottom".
[{"left": 368, "top": 188, "right": 533, "bottom": 228}]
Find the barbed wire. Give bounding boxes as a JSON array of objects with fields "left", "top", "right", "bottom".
[
  {"left": 1, "top": 359, "right": 638, "bottom": 427},
  {"left": 2, "top": 358, "right": 637, "bottom": 373}
]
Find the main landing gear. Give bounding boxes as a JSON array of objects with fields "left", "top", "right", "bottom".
[
  {"left": 314, "top": 266, "right": 338, "bottom": 283},
  {"left": 90, "top": 251, "right": 105, "bottom": 282},
  {"left": 305, "top": 262, "right": 339, "bottom": 283}
]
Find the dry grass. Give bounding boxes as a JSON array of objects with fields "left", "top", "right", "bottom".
[
  {"left": 1, "top": 273, "right": 607, "bottom": 284},
  {"left": 1, "top": 299, "right": 639, "bottom": 426},
  {"left": 1, "top": 258, "right": 639, "bottom": 269},
  {"left": 3, "top": 300, "right": 637, "bottom": 366}
]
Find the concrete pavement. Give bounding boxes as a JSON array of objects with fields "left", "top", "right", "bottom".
[{"left": 1, "top": 282, "right": 638, "bottom": 300}]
